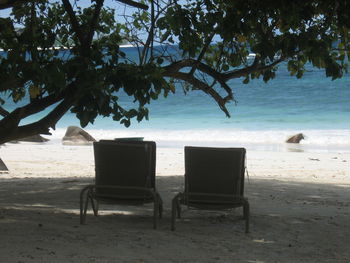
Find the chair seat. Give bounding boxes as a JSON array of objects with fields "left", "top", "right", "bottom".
[
  {"left": 181, "top": 193, "right": 246, "bottom": 210},
  {"left": 185, "top": 192, "right": 244, "bottom": 202},
  {"left": 94, "top": 185, "right": 155, "bottom": 199},
  {"left": 94, "top": 192, "right": 156, "bottom": 204},
  {"left": 94, "top": 196, "right": 155, "bottom": 205}
]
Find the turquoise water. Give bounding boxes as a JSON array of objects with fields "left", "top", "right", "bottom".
[{"left": 1, "top": 47, "right": 350, "bottom": 151}]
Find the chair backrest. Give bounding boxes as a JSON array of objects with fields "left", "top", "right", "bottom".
[
  {"left": 98, "top": 140, "right": 156, "bottom": 188},
  {"left": 184, "top": 146, "right": 246, "bottom": 201},
  {"left": 93, "top": 141, "right": 156, "bottom": 197}
]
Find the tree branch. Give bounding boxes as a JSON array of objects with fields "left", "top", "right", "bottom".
[
  {"left": 163, "top": 56, "right": 285, "bottom": 84},
  {"left": 0, "top": 0, "right": 148, "bottom": 10},
  {"left": 0, "top": 92, "right": 66, "bottom": 132},
  {"left": 189, "top": 32, "right": 215, "bottom": 76},
  {"left": 61, "top": 0, "right": 84, "bottom": 45},
  {"left": 0, "top": 0, "right": 29, "bottom": 10},
  {"left": 162, "top": 56, "right": 286, "bottom": 116},
  {"left": 0, "top": 106, "right": 10, "bottom": 117},
  {"left": 222, "top": 56, "right": 284, "bottom": 81},
  {"left": 163, "top": 71, "right": 232, "bottom": 117},
  {"left": 19, "top": 96, "right": 73, "bottom": 133},
  {"left": 86, "top": 0, "right": 104, "bottom": 48},
  {"left": 140, "top": 0, "right": 154, "bottom": 64},
  {"left": 163, "top": 58, "right": 231, "bottom": 95},
  {"left": 115, "top": 0, "right": 148, "bottom": 10},
  {"left": 0, "top": 96, "right": 73, "bottom": 144}
]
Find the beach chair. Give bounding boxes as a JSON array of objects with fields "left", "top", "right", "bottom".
[
  {"left": 80, "top": 140, "right": 163, "bottom": 229},
  {"left": 171, "top": 146, "right": 250, "bottom": 233}
]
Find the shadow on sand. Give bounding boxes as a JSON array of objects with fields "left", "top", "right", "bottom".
[{"left": 0, "top": 176, "right": 349, "bottom": 262}]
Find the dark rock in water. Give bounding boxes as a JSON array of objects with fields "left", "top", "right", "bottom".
[
  {"left": 62, "top": 126, "right": 96, "bottom": 145},
  {"left": 0, "top": 158, "right": 8, "bottom": 172},
  {"left": 19, "top": 135, "right": 50, "bottom": 142},
  {"left": 286, "top": 133, "right": 305, "bottom": 143},
  {"left": 8, "top": 140, "right": 19, "bottom": 144}
]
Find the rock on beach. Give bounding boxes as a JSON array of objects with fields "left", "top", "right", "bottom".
[
  {"left": 62, "top": 126, "right": 96, "bottom": 145},
  {"left": 0, "top": 157, "right": 8, "bottom": 172},
  {"left": 19, "top": 135, "right": 50, "bottom": 143},
  {"left": 286, "top": 133, "right": 305, "bottom": 143}
]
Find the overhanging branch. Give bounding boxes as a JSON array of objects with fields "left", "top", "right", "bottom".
[
  {"left": 115, "top": 0, "right": 148, "bottom": 10},
  {"left": 18, "top": 96, "right": 73, "bottom": 134},
  {"left": 163, "top": 71, "right": 232, "bottom": 117},
  {"left": 163, "top": 56, "right": 285, "bottom": 83},
  {"left": 163, "top": 58, "right": 232, "bottom": 96},
  {"left": 222, "top": 56, "right": 284, "bottom": 81},
  {"left": 0, "top": 92, "right": 66, "bottom": 132},
  {"left": 61, "top": 0, "right": 84, "bottom": 45},
  {"left": 86, "top": 0, "right": 105, "bottom": 49},
  {"left": 0, "top": 0, "right": 148, "bottom": 10},
  {"left": 0, "top": 106, "right": 9, "bottom": 117},
  {"left": 162, "top": 56, "right": 286, "bottom": 117},
  {"left": 0, "top": 0, "right": 31, "bottom": 10},
  {"left": 189, "top": 32, "right": 215, "bottom": 76},
  {"left": 0, "top": 96, "right": 73, "bottom": 144}
]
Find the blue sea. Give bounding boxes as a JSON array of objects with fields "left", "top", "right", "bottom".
[{"left": 2, "top": 47, "right": 350, "bottom": 152}]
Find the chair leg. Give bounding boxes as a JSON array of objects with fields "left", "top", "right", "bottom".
[
  {"left": 83, "top": 194, "right": 89, "bottom": 221},
  {"left": 95, "top": 200, "right": 99, "bottom": 216},
  {"left": 158, "top": 194, "right": 163, "bottom": 219},
  {"left": 171, "top": 193, "right": 181, "bottom": 231},
  {"left": 90, "top": 197, "right": 98, "bottom": 216},
  {"left": 177, "top": 199, "right": 181, "bottom": 219},
  {"left": 171, "top": 198, "right": 176, "bottom": 231},
  {"left": 153, "top": 198, "right": 158, "bottom": 229},
  {"left": 243, "top": 200, "right": 250, "bottom": 233},
  {"left": 79, "top": 193, "right": 85, "bottom": 225},
  {"left": 80, "top": 185, "right": 91, "bottom": 224}
]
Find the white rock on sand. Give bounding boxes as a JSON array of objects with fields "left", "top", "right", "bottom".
[{"left": 0, "top": 143, "right": 349, "bottom": 262}]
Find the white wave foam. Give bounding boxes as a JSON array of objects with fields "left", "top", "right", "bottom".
[{"left": 47, "top": 128, "right": 350, "bottom": 148}]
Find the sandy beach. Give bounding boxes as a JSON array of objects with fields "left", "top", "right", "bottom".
[{"left": 0, "top": 142, "right": 349, "bottom": 262}]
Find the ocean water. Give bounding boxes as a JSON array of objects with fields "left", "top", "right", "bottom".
[{"left": 1, "top": 47, "right": 350, "bottom": 152}]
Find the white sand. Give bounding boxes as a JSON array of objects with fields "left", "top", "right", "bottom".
[{"left": 0, "top": 142, "right": 350, "bottom": 262}]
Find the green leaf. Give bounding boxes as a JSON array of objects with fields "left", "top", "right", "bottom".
[
  {"left": 121, "top": 119, "right": 131, "bottom": 127},
  {"left": 222, "top": 64, "right": 229, "bottom": 71}
]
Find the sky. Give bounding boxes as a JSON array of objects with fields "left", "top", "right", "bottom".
[
  {"left": 0, "top": 0, "right": 138, "bottom": 18},
  {"left": 0, "top": 0, "right": 169, "bottom": 45}
]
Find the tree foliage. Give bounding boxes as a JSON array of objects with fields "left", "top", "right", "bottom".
[{"left": 0, "top": 0, "right": 349, "bottom": 144}]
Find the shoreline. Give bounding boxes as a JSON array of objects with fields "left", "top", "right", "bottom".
[
  {"left": 12, "top": 125, "right": 350, "bottom": 154},
  {"left": 1, "top": 142, "right": 349, "bottom": 183},
  {"left": 2, "top": 136, "right": 350, "bottom": 154}
]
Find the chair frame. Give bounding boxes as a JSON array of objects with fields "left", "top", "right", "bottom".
[
  {"left": 80, "top": 140, "right": 163, "bottom": 229},
  {"left": 171, "top": 146, "right": 250, "bottom": 233}
]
